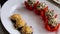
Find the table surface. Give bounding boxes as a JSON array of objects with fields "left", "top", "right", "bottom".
[
  {"left": 0, "top": 0, "right": 60, "bottom": 34},
  {"left": 0, "top": 20, "right": 9, "bottom": 34}
]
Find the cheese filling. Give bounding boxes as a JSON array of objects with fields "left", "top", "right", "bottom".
[
  {"left": 48, "top": 17, "right": 58, "bottom": 27},
  {"left": 45, "top": 10, "right": 54, "bottom": 17},
  {"left": 45, "top": 10, "right": 58, "bottom": 27},
  {"left": 15, "top": 19, "right": 26, "bottom": 29},
  {"left": 37, "top": 2, "right": 47, "bottom": 10},
  {"left": 27, "top": 0, "right": 37, "bottom": 7},
  {"left": 21, "top": 26, "right": 33, "bottom": 34}
]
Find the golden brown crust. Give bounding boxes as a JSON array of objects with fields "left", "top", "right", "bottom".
[
  {"left": 15, "top": 19, "right": 26, "bottom": 29},
  {"left": 10, "top": 14, "right": 33, "bottom": 34},
  {"left": 21, "top": 26, "right": 33, "bottom": 34},
  {"left": 10, "top": 14, "right": 22, "bottom": 20}
]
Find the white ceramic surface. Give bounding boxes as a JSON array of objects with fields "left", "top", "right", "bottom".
[{"left": 1, "top": 0, "right": 60, "bottom": 34}]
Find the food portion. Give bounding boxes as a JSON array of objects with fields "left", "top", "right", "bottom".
[
  {"left": 34, "top": 2, "right": 48, "bottom": 15},
  {"left": 45, "top": 10, "right": 54, "bottom": 18},
  {"left": 10, "top": 14, "right": 33, "bottom": 34},
  {"left": 44, "top": 10, "right": 56, "bottom": 23},
  {"left": 44, "top": 10, "right": 59, "bottom": 31},
  {"left": 10, "top": 14, "right": 22, "bottom": 23},
  {"left": 24, "top": 0, "right": 39, "bottom": 10},
  {"left": 27, "top": 0, "right": 37, "bottom": 7},
  {"left": 24, "top": 0, "right": 60, "bottom": 32},
  {"left": 10, "top": 14, "right": 22, "bottom": 20},
  {"left": 21, "top": 26, "right": 33, "bottom": 34},
  {"left": 48, "top": 17, "right": 58, "bottom": 27},
  {"left": 36, "top": 2, "right": 47, "bottom": 10},
  {"left": 9, "top": 0, "right": 59, "bottom": 33},
  {"left": 15, "top": 19, "right": 26, "bottom": 29}
]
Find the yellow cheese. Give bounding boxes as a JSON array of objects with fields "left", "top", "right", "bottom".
[
  {"left": 10, "top": 14, "right": 22, "bottom": 20},
  {"left": 15, "top": 19, "right": 26, "bottom": 28},
  {"left": 21, "top": 26, "right": 33, "bottom": 34}
]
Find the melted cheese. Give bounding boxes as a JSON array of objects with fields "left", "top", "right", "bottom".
[
  {"left": 10, "top": 14, "right": 22, "bottom": 20},
  {"left": 45, "top": 10, "right": 54, "bottom": 17},
  {"left": 25, "top": 26, "right": 33, "bottom": 33},
  {"left": 15, "top": 19, "right": 26, "bottom": 28},
  {"left": 28, "top": 0, "right": 36, "bottom": 7},
  {"left": 21, "top": 26, "right": 33, "bottom": 34},
  {"left": 37, "top": 2, "right": 47, "bottom": 10},
  {"left": 48, "top": 17, "right": 58, "bottom": 27}
]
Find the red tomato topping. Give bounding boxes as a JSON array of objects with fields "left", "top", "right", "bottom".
[
  {"left": 25, "top": 1, "right": 39, "bottom": 11},
  {"left": 45, "top": 23, "right": 59, "bottom": 32},
  {"left": 24, "top": 0, "right": 59, "bottom": 32},
  {"left": 24, "top": 1, "right": 33, "bottom": 10},
  {"left": 54, "top": 14, "right": 57, "bottom": 18}
]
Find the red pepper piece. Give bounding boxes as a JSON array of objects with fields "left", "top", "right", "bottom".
[
  {"left": 25, "top": 1, "right": 39, "bottom": 11},
  {"left": 24, "top": 1, "right": 33, "bottom": 10},
  {"left": 34, "top": 1, "right": 39, "bottom": 9},
  {"left": 45, "top": 23, "right": 59, "bottom": 32},
  {"left": 44, "top": 17, "right": 48, "bottom": 24},
  {"left": 34, "top": 9, "right": 41, "bottom": 15},
  {"left": 40, "top": 11, "right": 44, "bottom": 18},
  {"left": 43, "top": 6, "right": 48, "bottom": 12},
  {"left": 54, "top": 14, "right": 57, "bottom": 18}
]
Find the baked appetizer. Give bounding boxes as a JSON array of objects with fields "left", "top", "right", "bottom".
[
  {"left": 45, "top": 17, "right": 59, "bottom": 32},
  {"left": 44, "top": 10, "right": 59, "bottom": 32},
  {"left": 34, "top": 2, "right": 48, "bottom": 15},
  {"left": 15, "top": 19, "right": 26, "bottom": 30},
  {"left": 10, "top": 14, "right": 26, "bottom": 30},
  {"left": 44, "top": 10, "right": 57, "bottom": 22},
  {"left": 10, "top": 14, "right": 33, "bottom": 33},
  {"left": 21, "top": 26, "right": 33, "bottom": 34},
  {"left": 24, "top": 0, "right": 39, "bottom": 10},
  {"left": 10, "top": 14, "right": 22, "bottom": 23}
]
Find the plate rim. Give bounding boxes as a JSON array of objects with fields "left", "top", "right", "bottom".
[
  {"left": 1, "top": 0, "right": 21, "bottom": 34},
  {"left": 1, "top": 0, "right": 26, "bottom": 34},
  {"left": 1, "top": 0, "right": 10, "bottom": 33}
]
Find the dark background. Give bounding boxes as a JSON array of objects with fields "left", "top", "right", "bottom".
[{"left": 1, "top": 0, "right": 7, "bottom": 7}]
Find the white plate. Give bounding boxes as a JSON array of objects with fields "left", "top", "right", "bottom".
[{"left": 1, "top": 0, "right": 60, "bottom": 34}]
